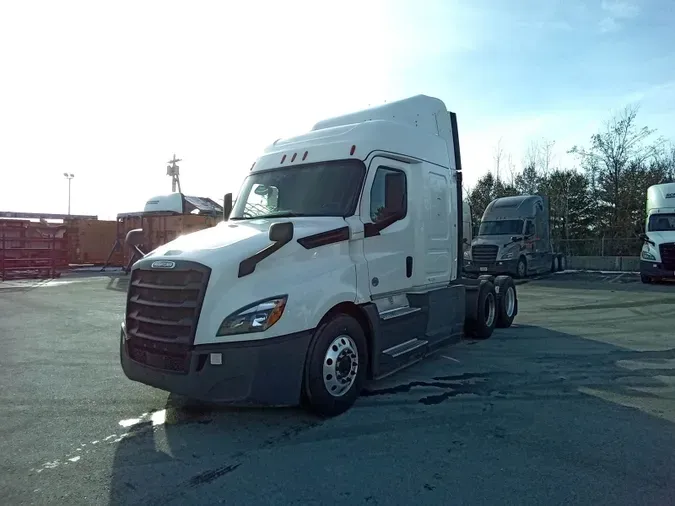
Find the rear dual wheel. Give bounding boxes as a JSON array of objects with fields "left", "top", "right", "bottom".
[
  {"left": 494, "top": 275, "right": 517, "bottom": 328},
  {"left": 466, "top": 280, "right": 497, "bottom": 339},
  {"left": 479, "top": 275, "right": 517, "bottom": 328}
]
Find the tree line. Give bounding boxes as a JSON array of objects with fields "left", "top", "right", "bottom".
[{"left": 465, "top": 105, "right": 675, "bottom": 256}]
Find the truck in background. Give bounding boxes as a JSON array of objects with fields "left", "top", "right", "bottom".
[
  {"left": 464, "top": 194, "right": 565, "bottom": 279},
  {"left": 639, "top": 182, "right": 675, "bottom": 283},
  {"left": 119, "top": 95, "right": 521, "bottom": 417}
]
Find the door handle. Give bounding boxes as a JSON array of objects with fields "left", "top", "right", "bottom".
[{"left": 406, "top": 256, "right": 413, "bottom": 278}]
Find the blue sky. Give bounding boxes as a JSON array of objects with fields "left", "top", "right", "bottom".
[{"left": 1, "top": 0, "right": 673, "bottom": 218}]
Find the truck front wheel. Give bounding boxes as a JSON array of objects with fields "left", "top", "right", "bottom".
[
  {"left": 516, "top": 257, "right": 527, "bottom": 279},
  {"left": 303, "top": 314, "right": 368, "bottom": 417}
]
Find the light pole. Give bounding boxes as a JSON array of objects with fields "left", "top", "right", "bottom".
[{"left": 63, "top": 173, "right": 74, "bottom": 215}]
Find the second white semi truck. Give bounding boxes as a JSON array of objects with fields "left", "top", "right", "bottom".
[
  {"left": 119, "top": 95, "right": 520, "bottom": 416},
  {"left": 640, "top": 182, "right": 675, "bottom": 283}
]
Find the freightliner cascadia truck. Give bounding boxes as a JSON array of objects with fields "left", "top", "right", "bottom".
[
  {"left": 119, "top": 95, "right": 520, "bottom": 417},
  {"left": 464, "top": 194, "right": 565, "bottom": 279},
  {"left": 640, "top": 182, "right": 675, "bottom": 283}
]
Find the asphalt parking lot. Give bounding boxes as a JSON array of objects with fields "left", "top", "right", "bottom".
[{"left": 1, "top": 271, "right": 674, "bottom": 506}]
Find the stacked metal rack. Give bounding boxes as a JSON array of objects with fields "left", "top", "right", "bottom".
[{"left": 0, "top": 219, "right": 68, "bottom": 280}]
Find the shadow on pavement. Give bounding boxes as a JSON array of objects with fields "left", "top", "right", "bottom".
[{"left": 107, "top": 325, "right": 675, "bottom": 506}]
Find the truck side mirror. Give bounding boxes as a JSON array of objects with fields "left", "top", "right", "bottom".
[
  {"left": 269, "top": 221, "right": 294, "bottom": 243},
  {"left": 384, "top": 171, "right": 407, "bottom": 219},
  {"left": 223, "top": 193, "right": 233, "bottom": 221}
]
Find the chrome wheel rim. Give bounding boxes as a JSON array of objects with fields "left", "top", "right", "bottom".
[
  {"left": 485, "top": 293, "right": 496, "bottom": 327},
  {"left": 323, "top": 335, "right": 359, "bottom": 397},
  {"left": 504, "top": 286, "right": 515, "bottom": 317}
]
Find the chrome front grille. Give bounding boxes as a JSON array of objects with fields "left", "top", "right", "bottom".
[
  {"left": 659, "top": 243, "right": 675, "bottom": 270},
  {"left": 125, "top": 262, "right": 211, "bottom": 346},
  {"left": 471, "top": 245, "right": 499, "bottom": 263}
]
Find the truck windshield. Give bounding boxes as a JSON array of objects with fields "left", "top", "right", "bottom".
[
  {"left": 478, "top": 220, "right": 524, "bottom": 236},
  {"left": 647, "top": 214, "right": 675, "bottom": 232},
  {"left": 230, "top": 159, "right": 366, "bottom": 220}
]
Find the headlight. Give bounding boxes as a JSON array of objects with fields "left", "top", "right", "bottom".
[
  {"left": 216, "top": 296, "right": 287, "bottom": 336},
  {"left": 641, "top": 251, "right": 656, "bottom": 261},
  {"left": 463, "top": 250, "right": 471, "bottom": 259},
  {"left": 501, "top": 251, "right": 514, "bottom": 260}
]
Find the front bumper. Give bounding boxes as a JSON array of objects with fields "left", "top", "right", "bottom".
[
  {"left": 120, "top": 324, "right": 313, "bottom": 406},
  {"left": 640, "top": 260, "right": 675, "bottom": 279},
  {"left": 464, "top": 258, "right": 519, "bottom": 276}
]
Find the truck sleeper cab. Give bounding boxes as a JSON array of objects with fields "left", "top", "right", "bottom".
[
  {"left": 120, "top": 95, "right": 519, "bottom": 417},
  {"left": 464, "top": 194, "right": 564, "bottom": 278},
  {"left": 640, "top": 182, "right": 675, "bottom": 283}
]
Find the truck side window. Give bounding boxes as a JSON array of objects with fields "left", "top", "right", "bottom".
[
  {"left": 525, "top": 221, "right": 534, "bottom": 236},
  {"left": 370, "top": 167, "right": 407, "bottom": 223}
]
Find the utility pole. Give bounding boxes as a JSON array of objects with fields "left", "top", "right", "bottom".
[
  {"left": 166, "top": 154, "right": 182, "bottom": 193},
  {"left": 63, "top": 173, "right": 75, "bottom": 215}
]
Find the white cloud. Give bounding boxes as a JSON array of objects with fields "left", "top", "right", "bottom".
[
  {"left": 599, "top": 0, "right": 640, "bottom": 32},
  {"left": 601, "top": 0, "right": 640, "bottom": 19},
  {"left": 599, "top": 16, "right": 621, "bottom": 32}
]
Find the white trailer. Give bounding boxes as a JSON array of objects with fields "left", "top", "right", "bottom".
[
  {"left": 640, "top": 182, "right": 675, "bottom": 283},
  {"left": 119, "top": 95, "right": 519, "bottom": 416}
]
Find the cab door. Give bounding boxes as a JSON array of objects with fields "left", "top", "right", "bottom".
[
  {"left": 360, "top": 156, "right": 414, "bottom": 298},
  {"left": 523, "top": 220, "right": 539, "bottom": 270}
]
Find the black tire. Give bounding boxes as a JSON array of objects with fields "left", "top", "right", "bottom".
[
  {"left": 303, "top": 314, "right": 368, "bottom": 417},
  {"left": 465, "top": 281, "right": 497, "bottom": 339},
  {"left": 516, "top": 256, "right": 527, "bottom": 279},
  {"left": 494, "top": 275, "right": 517, "bottom": 328},
  {"left": 641, "top": 274, "right": 652, "bottom": 284},
  {"left": 551, "top": 255, "right": 558, "bottom": 273}
]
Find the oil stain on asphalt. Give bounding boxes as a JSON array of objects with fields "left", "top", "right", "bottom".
[{"left": 362, "top": 372, "right": 495, "bottom": 405}]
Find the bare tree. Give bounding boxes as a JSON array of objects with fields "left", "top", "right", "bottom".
[
  {"left": 493, "top": 137, "right": 505, "bottom": 182},
  {"left": 540, "top": 139, "right": 556, "bottom": 174},
  {"left": 505, "top": 152, "right": 517, "bottom": 187},
  {"left": 523, "top": 138, "right": 556, "bottom": 175},
  {"left": 569, "top": 104, "right": 665, "bottom": 235}
]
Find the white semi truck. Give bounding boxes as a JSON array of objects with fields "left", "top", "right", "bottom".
[
  {"left": 119, "top": 95, "right": 519, "bottom": 416},
  {"left": 464, "top": 194, "right": 565, "bottom": 279},
  {"left": 639, "top": 182, "right": 675, "bottom": 283}
]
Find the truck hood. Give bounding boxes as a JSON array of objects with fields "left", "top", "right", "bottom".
[
  {"left": 471, "top": 235, "right": 515, "bottom": 247},
  {"left": 646, "top": 230, "right": 675, "bottom": 244},
  {"left": 143, "top": 216, "right": 348, "bottom": 269}
]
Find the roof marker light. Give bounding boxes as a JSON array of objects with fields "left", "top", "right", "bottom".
[
  {"left": 281, "top": 154, "right": 286, "bottom": 164},
  {"left": 302, "top": 151, "right": 308, "bottom": 161},
  {"left": 291, "top": 153, "right": 297, "bottom": 162},
  {"left": 350, "top": 145, "right": 356, "bottom": 155}
]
